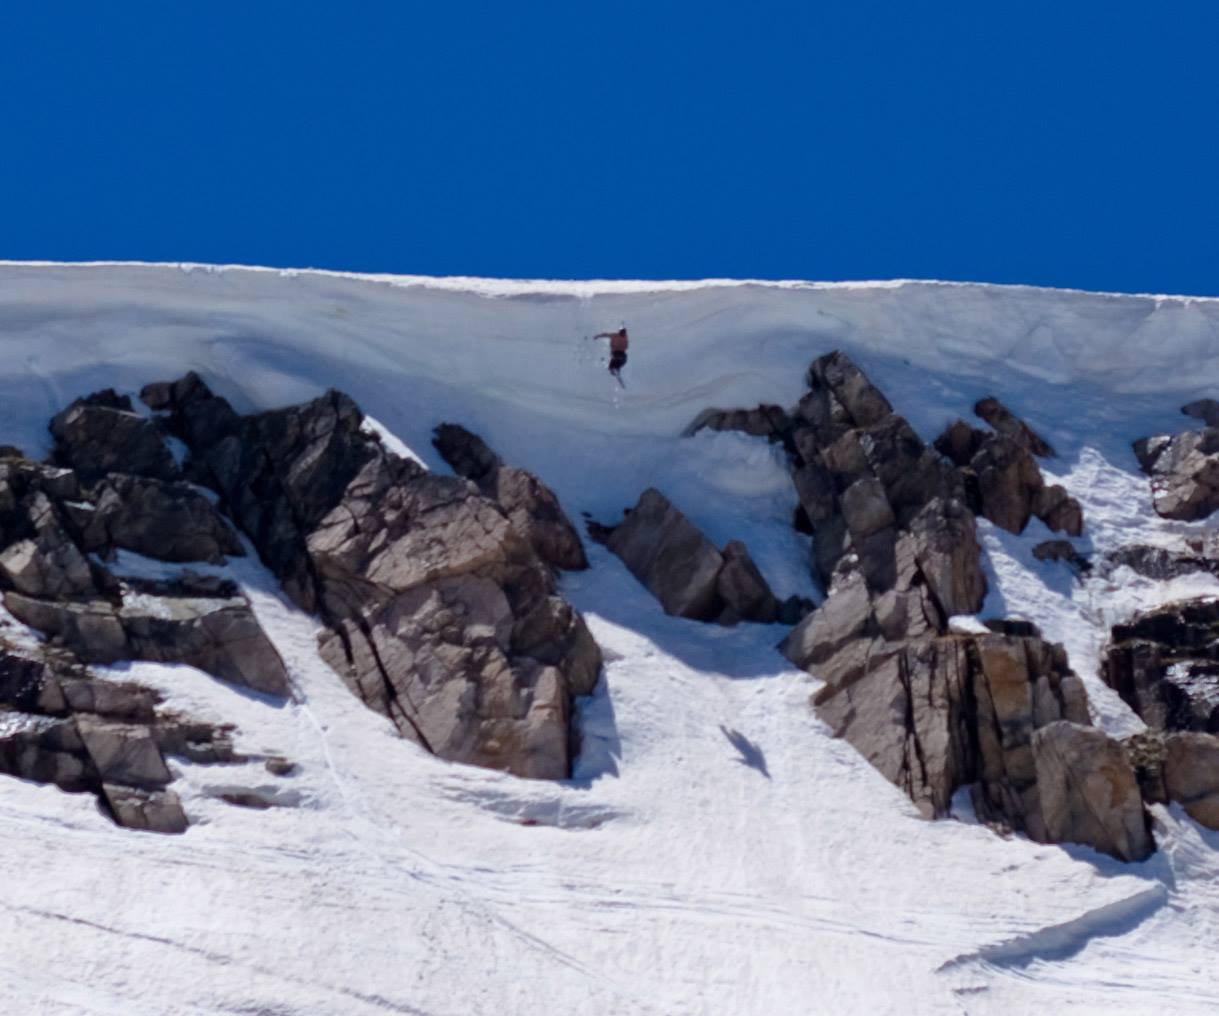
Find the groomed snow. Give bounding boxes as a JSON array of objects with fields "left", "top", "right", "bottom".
[{"left": 0, "top": 263, "right": 1217, "bottom": 1014}]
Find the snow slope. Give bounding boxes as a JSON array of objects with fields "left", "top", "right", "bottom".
[{"left": 1, "top": 262, "right": 1218, "bottom": 1014}]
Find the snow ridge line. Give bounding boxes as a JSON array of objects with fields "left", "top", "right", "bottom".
[{"left": 938, "top": 883, "right": 1168, "bottom": 971}]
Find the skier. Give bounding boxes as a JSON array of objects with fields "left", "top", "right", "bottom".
[{"left": 591, "top": 326, "right": 629, "bottom": 386}]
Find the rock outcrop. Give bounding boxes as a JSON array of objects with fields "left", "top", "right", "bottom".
[
  {"left": 143, "top": 374, "right": 601, "bottom": 780},
  {"left": 934, "top": 416, "right": 1081, "bottom": 537},
  {"left": 0, "top": 395, "right": 299, "bottom": 833},
  {"left": 973, "top": 397, "right": 1057, "bottom": 458},
  {"left": 0, "top": 640, "right": 247, "bottom": 834},
  {"left": 50, "top": 390, "right": 181, "bottom": 485},
  {"left": 1103, "top": 600, "right": 1219, "bottom": 832},
  {"left": 1102, "top": 599, "right": 1219, "bottom": 733},
  {"left": 1032, "top": 721, "right": 1154, "bottom": 862},
  {"left": 432, "top": 423, "right": 588, "bottom": 571},
  {"left": 1103, "top": 537, "right": 1219, "bottom": 582},
  {"left": 1134, "top": 411, "right": 1219, "bottom": 521},
  {"left": 589, "top": 488, "right": 804, "bottom": 625},
  {"left": 763, "top": 353, "right": 1148, "bottom": 859},
  {"left": 1162, "top": 732, "right": 1219, "bottom": 829}
]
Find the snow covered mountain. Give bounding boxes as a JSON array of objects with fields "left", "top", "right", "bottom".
[{"left": 1, "top": 262, "right": 1219, "bottom": 1015}]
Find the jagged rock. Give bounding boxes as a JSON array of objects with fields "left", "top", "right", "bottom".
[
  {"left": 717, "top": 541, "right": 782, "bottom": 624},
  {"left": 320, "top": 576, "right": 572, "bottom": 778},
  {"left": 603, "top": 488, "right": 726, "bottom": 620},
  {"left": 76, "top": 717, "right": 173, "bottom": 789},
  {"left": 3, "top": 593, "right": 291, "bottom": 697},
  {"left": 0, "top": 492, "right": 109, "bottom": 598},
  {"left": 974, "top": 397, "right": 1057, "bottom": 458},
  {"left": 101, "top": 784, "right": 189, "bottom": 834},
  {"left": 597, "top": 489, "right": 782, "bottom": 624},
  {"left": 939, "top": 422, "right": 1082, "bottom": 536},
  {"left": 900, "top": 497, "right": 987, "bottom": 619},
  {"left": 146, "top": 374, "right": 601, "bottom": 779},
  {"left": 682, "top": 404, "right": 791, "bottom": 440},
  {"left": 433, "top": 423, "right": 588, "bottom": 572},
  {"left": 1032, "top": 721, "right": 1154, "bottom": 862},
  {"left": 0, "top": 715, "right": 95, "bottom": 792},
  {"left": 1133, "top": 426, "right": 1219, "bottom": 521},
  {"left": 800, "top": 619, "right": 1093, "bottom": 836},
  {"left": 1102, "top": 599, "right": 1219, "bottom": 732},
  {"left": 806, "top": 351, "right": 893, "bottom": 428},
  {"left": 84, "top": 475, "right": 244, "bottom": 563},
  {"left": 50, "top": 395, "right": 180, "bottom": 486},
  {"left": 1118, "top": 544, "right": 1202, "bottom": 580},
  {"left": 968, "top": 435, "right": 1045, "bottom": 534},
  {"left": 0, "top": 640, "right": 250, "bottom": 833},
  {"left": 1163, "top": 732, "right": 1219, "bottom": 829},
  {"left": 1182, "top": 398, "right": 1219, "bottom": 427},
  {"left": 432, "top": 423, "right": 502, "bottom": 483}
]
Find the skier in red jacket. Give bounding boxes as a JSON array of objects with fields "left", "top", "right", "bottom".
[{"left": 592, "top": 326, "right": 629, "bottom": 386}]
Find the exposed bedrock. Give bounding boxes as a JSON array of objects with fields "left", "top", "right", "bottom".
[
  {"left": 432, "top": 422, "right": 588, "bottom": 572},
  {"left": 588, "top": 487, "right": 810, "bottom": 626},
  {"left": 1134, "top": 405, "right": 1219, "bottom": 521},
  {"left": 143, "top": 373, "right": 601, "bottom": 780},
  {"left": 691, "top": 351, "right": 1141, "bottom": 859},
  {"left": 0, "top": 639, "right": 247, "bottom": 834},
  {"left": 0, "top": 398, "right": 297, "bottom": 833},
  {"left": 1102, "top": 598, "right": 1219, "bottom": 734}
]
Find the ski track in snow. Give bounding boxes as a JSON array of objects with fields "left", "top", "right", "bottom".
[{"left": 0, "top": 263, "right": 1217, "bottom": 1013}]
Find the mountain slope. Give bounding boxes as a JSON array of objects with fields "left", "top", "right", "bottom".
[{"left": 0, "top": 263, "right": 1217, "bottom": 1014}]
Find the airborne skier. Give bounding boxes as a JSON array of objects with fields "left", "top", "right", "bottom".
[{"left": 591, "top": 326, "right": 629, "bottom": 386}]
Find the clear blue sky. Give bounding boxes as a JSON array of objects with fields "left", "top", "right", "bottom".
[{"left": 3, "top": 2, "right": 1217, "bottom": 294}]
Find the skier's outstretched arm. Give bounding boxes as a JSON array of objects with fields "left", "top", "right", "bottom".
[{"left": 591, "top": 331, "right": 613, "bottom": 340}]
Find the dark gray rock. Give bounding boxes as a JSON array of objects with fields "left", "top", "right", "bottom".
[
  {"left": 604, "top": 488, "right": 726, "bottom": 621},
  {"left": 3, "top": 592, "right": 291, "bottom": 697},
  {"left": 682, "top": 404, "right": 791, "bottom": 440},
  {"left": 1102, "top": 599, "right": 1219, "bottom": 732},
  {"left": 50, "top": 397, "right": 180, "bottom": 486},
  {"left": 1182, "top": 398, "right": 1219, "bottom": 428},
  {"left": 1103, "top": 538, "right": 1219, "bottom": 581},
  {"left": 974, "top": 396, "right": 1057, "bottom": 458},
  {"left": 86, "top": 475, "right": 244, "bottom": 563},
  {"left": 101, "top": 784, "right": 189, "bottom": 834}
]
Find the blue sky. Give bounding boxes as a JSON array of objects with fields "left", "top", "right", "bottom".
[{"left": 2, "top": 2, "right": 1217, "bottom": 294}]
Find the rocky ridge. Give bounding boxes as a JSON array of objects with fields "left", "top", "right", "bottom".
[
  {"left": 687, "top": 351, "right": 1155, "bottom": 861},
  {"left": 0, "top": 400, "right": 290, "bottom": 832},
  {"left": 142, "top": 374, "right": 601, "bottom": 780}
]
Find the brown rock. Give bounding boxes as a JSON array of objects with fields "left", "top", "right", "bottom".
[{"left": 1032, "top": 721, "right": 1154, "bottom": 862}]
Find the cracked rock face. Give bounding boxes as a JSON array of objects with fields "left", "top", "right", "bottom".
[
  {"left": 1134, "top": 418, "right": 1219, "bottom": 521},
  {"left": 0, "top": 640, "right": 243, "bottom": 834},
  {"left": 50, "top": 390, "right": 181, "bottom": 486},
  {"left": 1103, "top": 598, "right": 1219, "bottom": 733},
  {"left": 590, "top": 487, "right": 800, "bottom": 625},
  {"left": 1032, "top": 722, "right": 1154, "bottom": 863},
  {"left": 145, "top": 373, "right": 602, "bottom": 780},
  {"left": 432, "top": 423, "right": 589, "bottom": 573},
  {"left": 0, "top": 397, "right": 294, "bottom": 833}
]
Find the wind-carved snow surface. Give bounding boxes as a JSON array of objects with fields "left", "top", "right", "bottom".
[{"left": 1, "top": 263, "right": 1219, "bottom": 1013}]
